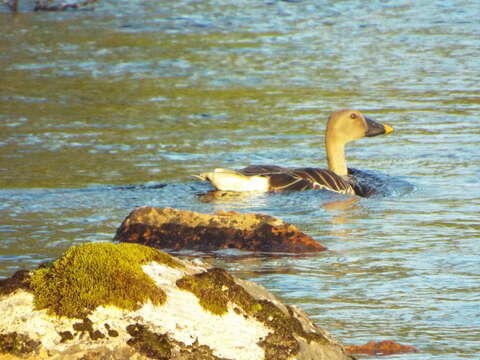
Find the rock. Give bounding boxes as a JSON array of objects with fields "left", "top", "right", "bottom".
[
  {"left": 0, "top": 270, "right": 30, "bottom": 297},
  {"left": 1, "top": 0, "right": 97, "bottom": 12},
  {"left": 114, "top": 207, "right": 326, "bottom": 253},
  {"left": 345, "top": 340, "right": 419, "bottom": 356},
  {"left": 0, "top": 242, "right": 350, "bottom": 360}
]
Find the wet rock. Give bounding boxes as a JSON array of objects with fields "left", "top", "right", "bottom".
[
  {"left": 0, "top": 270, "right": 31, "bottom": 297},
  {"left": 345, "top": 340, "right": 419, "bottom": 356},
  {"left": 0, "top": 242, "right": 350, "bottom": 360},
  {"left": 114, "top": 206, "right": 326, "bottom": 253}
]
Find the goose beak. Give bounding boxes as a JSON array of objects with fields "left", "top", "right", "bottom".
[
  {"left": 383, "top": 123, "right": 394, "bottom": 134},
  {"left": 365, "top": 117, "right": 394, "bottom": 137}
]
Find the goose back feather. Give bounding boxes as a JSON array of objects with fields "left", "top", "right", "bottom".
[{"left": 241, "top": 165, "right": 356, "bottom": 194}]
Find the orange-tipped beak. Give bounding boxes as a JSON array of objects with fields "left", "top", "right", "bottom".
[{"left": 384, "top": 123, "right": 394, "bottom": 134}]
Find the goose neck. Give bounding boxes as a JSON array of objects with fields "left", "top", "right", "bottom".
[{"left": 326, "top": 137, "right": 348, "bottom": 176}]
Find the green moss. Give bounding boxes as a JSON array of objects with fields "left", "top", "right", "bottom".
[
  {"left": 29, "top": 242, "right": 183, "bottom": 318},
  {"left": 176, "top": 268, "right": 329, "bottom": 360},
  {"left": 176, "top": 268, "right": 256, "bottom": 315},
  {"left": 0, "top": 332, "right": 40, "bottom": 355}
]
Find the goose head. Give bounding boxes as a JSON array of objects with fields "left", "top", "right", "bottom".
[
  {"left": 325, "top": 109, "right": 393, "bottom": 176},
  {"left": 326, "top": 109, "right": 393, "bottom": 145}
]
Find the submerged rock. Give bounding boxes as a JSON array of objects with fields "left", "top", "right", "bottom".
[
  {"left": 345, "top": 340, "right": 419, "bottom": 356},
  {"left": 114, "top": 206, "right": 326, "bottom": 253},
  {"left": 0, "top": 242, "right": 350, "bottom": 360}
]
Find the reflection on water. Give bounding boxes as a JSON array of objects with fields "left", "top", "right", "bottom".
[
  {"left": 197, "top": 190, "right": 270, "bottom": 206},
  {"left": 1, "top": 0, "right": 480, "bottom": 358}
]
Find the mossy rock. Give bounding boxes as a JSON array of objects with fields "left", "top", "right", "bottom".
[
  {"left": 177, "top": 268, "right": 330, "bottom": 360},
  {"left": 29, "top": 242, "right": 183, "bottom": 318},
  {"left": 176, "top": 267, "right": 251, "bottom": 315},
  {"left": 126, "top": 323, "right": 172, "bottom": 360}
]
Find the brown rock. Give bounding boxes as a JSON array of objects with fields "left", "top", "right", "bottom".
[
  {"left": 345, "top": 340, "right": 419, "bottom": 356},
  {"left": 114, "top": 207, "right": 326, "bottom": 253},
  {"left": 0, "top": 270, "right": 31, "bottom": 297}
]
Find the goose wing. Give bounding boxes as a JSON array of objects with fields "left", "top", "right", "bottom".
[
  {"left": 240, "top": 165, "right": 288, "bottom": 175},
  {"left": 292, "top": 167, "right": 355, "bottom": 194},
  {"left": 240, "top": 165, "right": 355, "bottom": 194},
  {"left": 240, "top": 165, "right": 313, "bottom": 191}
]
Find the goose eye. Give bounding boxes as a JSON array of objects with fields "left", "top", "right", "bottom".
[{"left": 350, "top": 113, "right": 357, "bottom": 119}]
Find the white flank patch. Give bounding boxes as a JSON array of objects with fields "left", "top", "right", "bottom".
[{"left": 202, "top": 170, "right": 270, "bottom": 192}]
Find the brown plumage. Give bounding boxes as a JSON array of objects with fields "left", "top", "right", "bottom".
[{"left": 240, "top": 165, "right": 356, "bottom": 194}]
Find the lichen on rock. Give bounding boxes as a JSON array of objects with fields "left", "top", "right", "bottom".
[
  {"left": 0, "top": 332, "right": 40, "bottom": 356},
  {"left": 176, "top": 267, "right": 330, "bottom": 360},
  {"left": 125, "top": 323, "right": 231, "bottom": 360},
  {"left": 126, "top": 323, "right": 172, "bottom": 360},
  {"left": 29, "top": 242, "right": 182, "bottom": 318}
]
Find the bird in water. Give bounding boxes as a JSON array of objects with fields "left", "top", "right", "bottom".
[{"left": 195, "top": 109, "right": 393, "bottom": 197}]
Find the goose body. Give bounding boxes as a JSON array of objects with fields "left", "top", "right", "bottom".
[{"left": 196, "top": 109, "right": 393, "bottom": 197}]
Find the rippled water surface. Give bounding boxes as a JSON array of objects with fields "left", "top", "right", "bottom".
[{"left": 1, "top": 0, "right": 479, "bottom": 358}]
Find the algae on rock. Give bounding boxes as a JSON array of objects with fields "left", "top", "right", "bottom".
[{"left": 29, "top": 242, "right": 183, "bottom": 318}]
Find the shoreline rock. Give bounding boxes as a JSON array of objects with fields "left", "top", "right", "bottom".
[
  {"left": 0, "top": 242, "right": 350, "bottom": 360},
  {"left": 114, "top": 207, "right": 326, "bottom": 253}
]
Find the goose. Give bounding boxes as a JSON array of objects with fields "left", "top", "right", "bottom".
[{"left": 196, "top": 109, "right": 393, "bottom": 197}]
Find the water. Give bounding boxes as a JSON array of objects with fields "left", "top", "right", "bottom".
[{"left": 1, "top": 0, "right": 479, "bottom": 358}]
